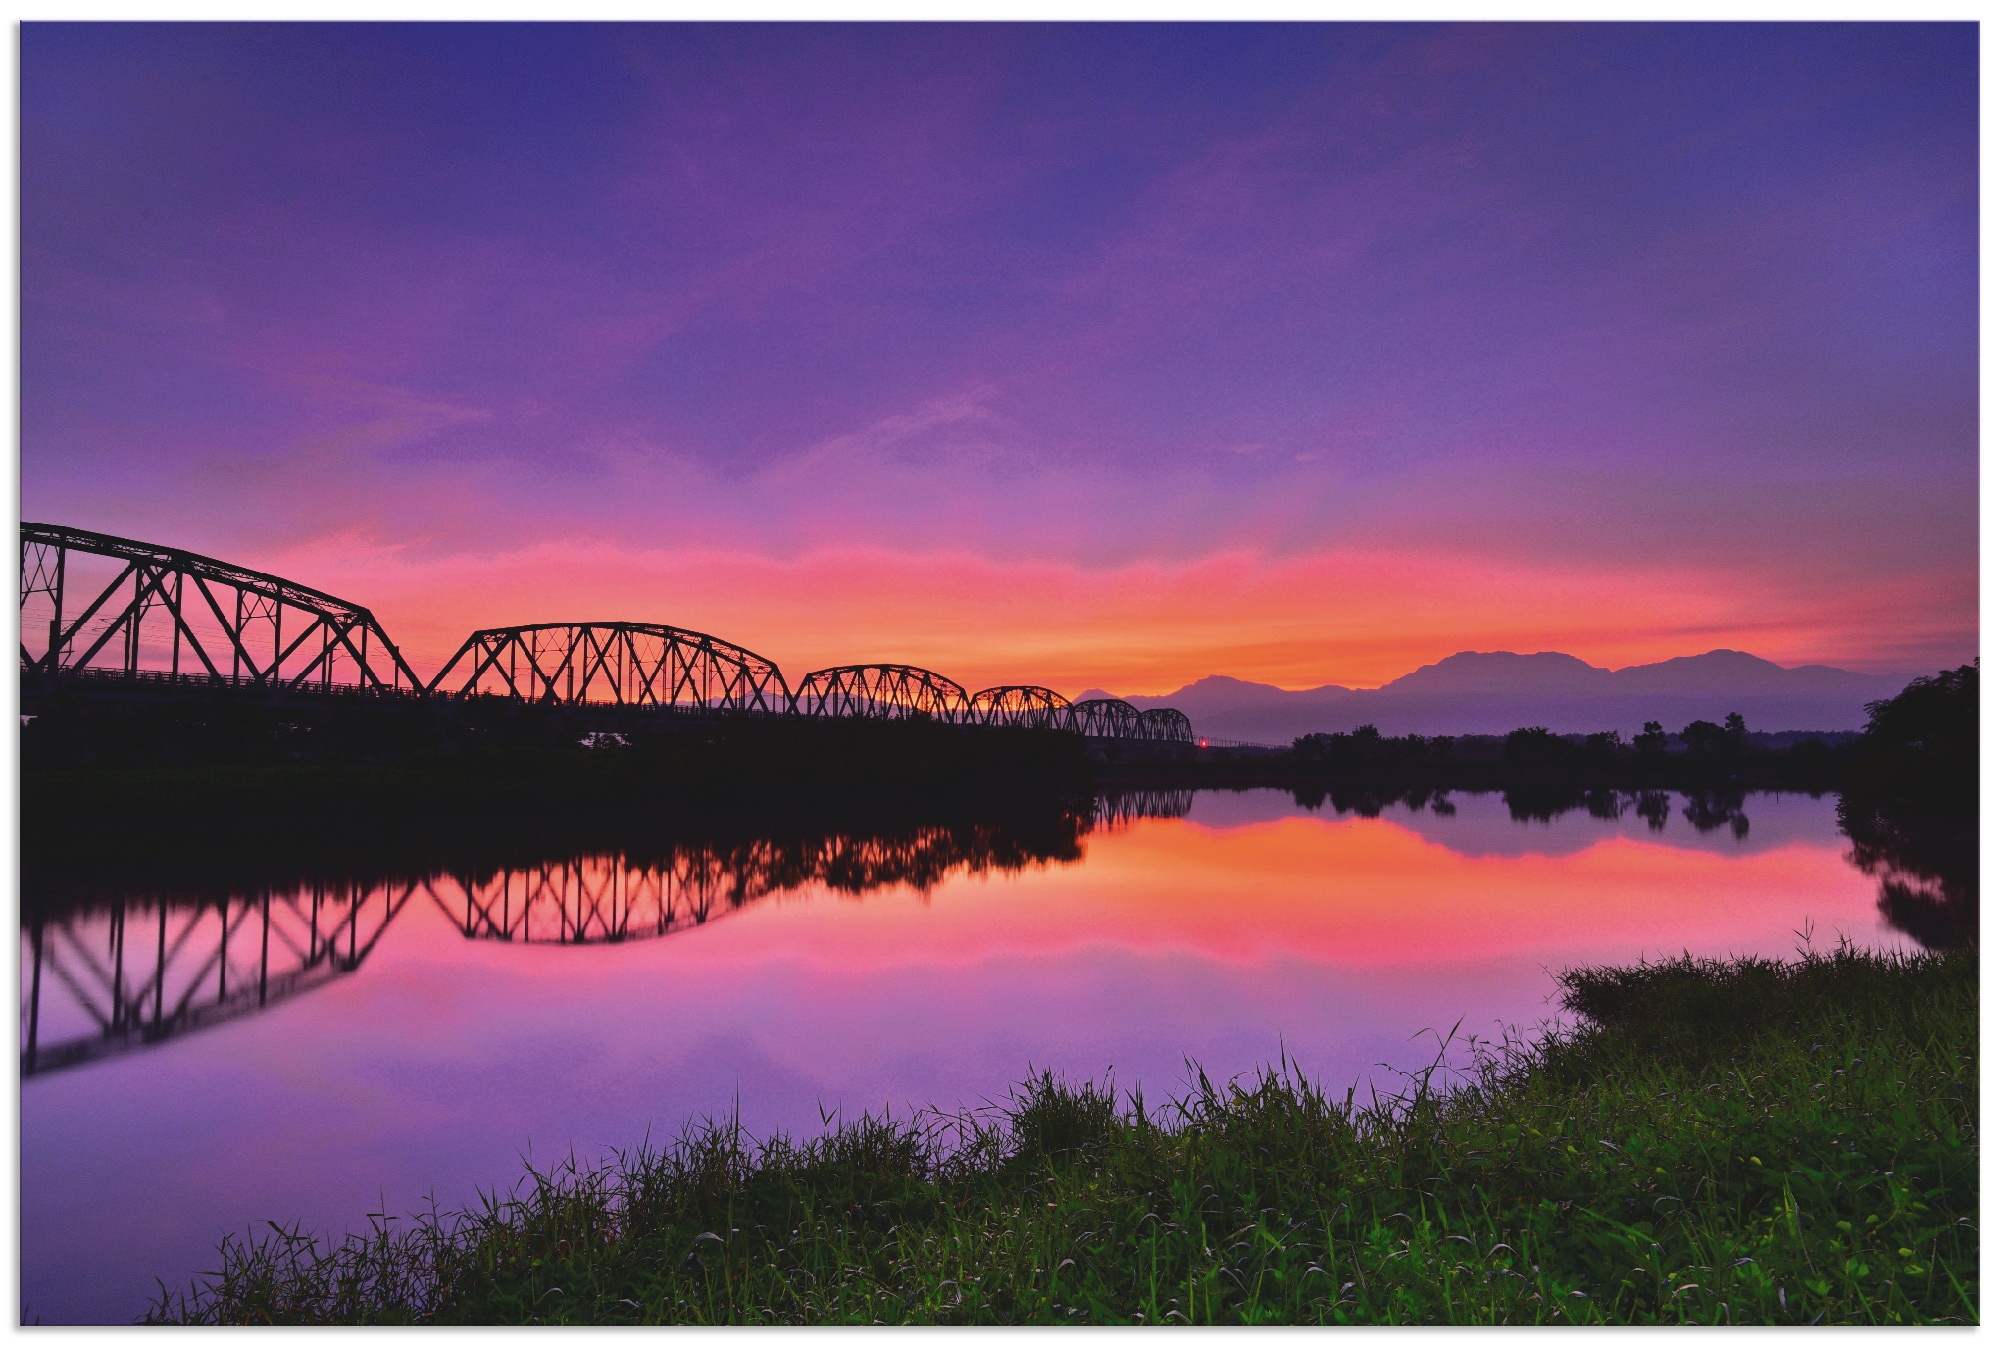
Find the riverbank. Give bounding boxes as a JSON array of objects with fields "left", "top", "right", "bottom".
[
  {"left": 21, "top": 717, "right": 1098, "bottom": 897},
  {"left": 16, "top": 717, "right": 1876, "bottom": 887},
  {"left": 150, "top": 944, "right": 1976, "bottom": 1325}
]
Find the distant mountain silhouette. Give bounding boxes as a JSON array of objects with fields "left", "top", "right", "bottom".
[
  {"left": 1605, "top": 649, "right": 1880, "bottom": 695},
  {"left": 1383, "top": 650, "right": 1612, "bottom": 695},
  {"left": 1100, "top": 649, "right": 1912, "bottom": 742}
]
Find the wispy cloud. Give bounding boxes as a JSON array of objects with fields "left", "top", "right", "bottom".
[{"left": 20, "top": 24, "right": 1976, "bottom": 688}]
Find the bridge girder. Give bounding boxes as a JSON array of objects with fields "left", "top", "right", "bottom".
[
  {"left": 20, "top": 522, "right": 421, "bottom": 693},
  {"left": 791, "top": 664, "right": 970, "bottom": 722},
  {"left": 427, "top": 622, "right": 790, "bottom": 713}
]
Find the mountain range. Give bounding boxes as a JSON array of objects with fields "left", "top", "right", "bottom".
[{"left": 1079, "top": 649, "right": 1913, "bottom": 743}]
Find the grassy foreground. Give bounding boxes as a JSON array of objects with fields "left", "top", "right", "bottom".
[{"left": 152, "top": 945, "right": 1976, "bottom": 1325}]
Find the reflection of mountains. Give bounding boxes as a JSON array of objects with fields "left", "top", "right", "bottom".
[{"left": 24, "top": 799, "right": 1196, "bottom": 1078}]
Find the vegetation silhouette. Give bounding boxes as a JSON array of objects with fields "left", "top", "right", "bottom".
[
  {"left": 1834, "top": 662, "right": 1977, "bottom": 950},
  {"left": 1294, "top": 714, "right": 1795, "bottom": 777},
  {"left": 1111, "top": 671, "right": 1974, "bottom": 809},
  {"left": 1288, "top": 665, "right": 1978, "bottom": 950}
]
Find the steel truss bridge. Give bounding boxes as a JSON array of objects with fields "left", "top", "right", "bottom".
[
  {"left": 21, "top": 523, "right": 1193, "bottom": 744},
  {"left": 22, "top": 523, "right": 422, "bottom": 695}
]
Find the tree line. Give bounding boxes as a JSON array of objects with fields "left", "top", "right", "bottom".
[{"left": 1287, "top": 663, "right": 1974, "bottom": 779}]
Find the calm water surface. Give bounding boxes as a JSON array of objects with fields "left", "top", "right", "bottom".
[{"left": 22, "top": 788, "right": 1916, "bottom": 1322}]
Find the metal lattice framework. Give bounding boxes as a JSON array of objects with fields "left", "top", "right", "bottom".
[
  {"left": 20, "top": 523, "right": 422, "bottom": 692},
  {"left": 967, "top": 685, "right": 1073, "bottom": 730},
  {"left": 21, "top": 882, "right": 414, "bottom": 1079},
  {"left": 1135, "top": 707, "right": 1196, "bottom": 743},
  {"left": 1067, "top": 697, "right": 1145, "bottom": 738},
  {"left": 427, "top": 622, "right": 790, "bottom": 711},
  {"left": 791, "top": 664, "right": 970, "bottom": 721}
]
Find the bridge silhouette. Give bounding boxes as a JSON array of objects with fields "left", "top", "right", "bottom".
[{"left": 21, "top": 523, "right": 1192, "bottom": 744}]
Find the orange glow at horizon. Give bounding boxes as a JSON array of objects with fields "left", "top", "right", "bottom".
[{"left": 253, "top": 535, "right": 1964, "bottom": 695}]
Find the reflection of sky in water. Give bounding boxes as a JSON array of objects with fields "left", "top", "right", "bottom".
[{"left": 22, "top": 791, "right": 1905, "bottom": 1324}]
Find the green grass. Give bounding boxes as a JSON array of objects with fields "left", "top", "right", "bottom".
[{"left": 151, "top": 944, "right": 1977, "bottom": 1325}]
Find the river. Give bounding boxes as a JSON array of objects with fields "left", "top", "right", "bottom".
[{"left": 20, "top": 785, "right": 1932, "bottom": 1322}]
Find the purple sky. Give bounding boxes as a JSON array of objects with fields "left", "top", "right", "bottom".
[{"left": 21, "top": 23, "right": 1977, "bottom": 690}]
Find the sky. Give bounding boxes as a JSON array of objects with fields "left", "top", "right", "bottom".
[{"left": 20, "top": 22, "right": 1978, "bottom": 695}]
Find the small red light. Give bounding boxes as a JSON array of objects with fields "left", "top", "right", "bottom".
[{"left": 1198, "top": 738, "right": 1209, "bottom": 748}]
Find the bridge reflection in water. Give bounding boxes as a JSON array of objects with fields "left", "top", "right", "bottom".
[
  {"left": 21, "top": 785, "right": 1965, "bottom": 1088},
  {"left": 430, "top": 803, "right": 1205, "bottom": 947},
  {"left": 21, "top": 882, "right": 413, "bottom": 1079},
  {"left": 434, "top": 853, "right": 762, "bottom": 946},
  {"left": 1094, "top": 788, "right": 1196, "bottom": 828},
  {"left": 22, "top": 792, "right": 1200, "bottom": 1077}
]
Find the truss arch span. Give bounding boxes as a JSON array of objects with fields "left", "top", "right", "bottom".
[
  {"left": 1067, "top": 697, "right": 1145, "bottom": 738},
  {"left": 1136, "top": 707, "right": 1195, "bottom": 743},
  {"left": 966, "top": 685, "right": 1073, "bottom": 730},
  {"left": 20, "top": 522, "right": 422, "bottom": 693},
  {"left": 791, "top": 664, "right": 969, "bottom": 721},
  {"left": 427, "top": 622, "right": 790, "bottom": 712}
]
